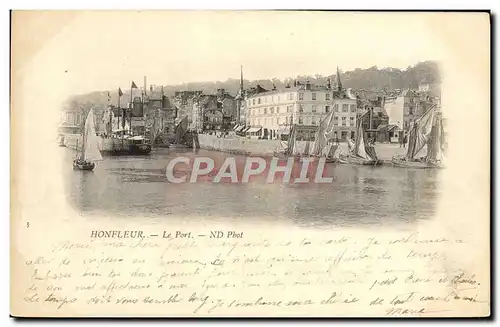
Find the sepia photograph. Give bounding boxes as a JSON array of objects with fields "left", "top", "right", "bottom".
[{"left": 10, "top": 10, "right": 490, "bottom": 318}]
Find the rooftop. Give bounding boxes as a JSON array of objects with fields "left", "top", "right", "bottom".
[{"left": 246, "top": 83, "right": 355, "bottom": 99}]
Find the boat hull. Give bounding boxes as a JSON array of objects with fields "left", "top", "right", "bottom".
[
  {"left": 102, "top": 143, "right": 152, "bottom": 156},
  {"left": 338, "top": 154, "right": 379, "bottom": 166},
  {"left": 73, "top": 160, "right": 95, "bottom": 171},
  {"left": 392, "top": 159, "right": 443, "bottom": 169},
  {"left": 169, "top": 144, "right": 190, "bottom": 149},
  {"left": 64, "top": 134, "right": 152, "bottom": 156}
]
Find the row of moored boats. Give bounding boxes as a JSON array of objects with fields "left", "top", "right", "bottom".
[{"left": 274, "top": 104, "right": 446, "bottom": 169}]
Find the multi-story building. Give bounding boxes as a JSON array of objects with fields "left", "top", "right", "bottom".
[
  {"left": 172, "top": 90, "right": 203, "bottom": 126},
  {"left": 245, "top": 80, "right": 357, "bottom": 140},
  {"left": 192, "top": 94, "right": 220, "bottom": 131},
  {"left": 383, "top": 89, "right": 421, "bottom": 131},
  {"left": 216, "top": 88, "right": 238, "bottom": 128}
]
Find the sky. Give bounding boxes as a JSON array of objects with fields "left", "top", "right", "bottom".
[{"left": 14, "top": 10, "right": 451, "bottom": 98}]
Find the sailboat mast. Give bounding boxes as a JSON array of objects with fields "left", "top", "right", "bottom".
[
  {"left": 81, "top": 108, "right": 87, "bottom": 158},
  {"left": 129, "top": 87, "right": 133, "bottom": 136},
  {"left": 143, "top": 76, "right": 147, "bottom": 139},
  {"left": 118, "top": 89, "right": 121, "bottom": 131}
]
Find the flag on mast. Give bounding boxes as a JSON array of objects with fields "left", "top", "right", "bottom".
[
  {"left": 118, "top": 88, "right": 123, "bottom": 96},
  {"left": 131, "top": 81, "right": 138, "bottom": 89}
]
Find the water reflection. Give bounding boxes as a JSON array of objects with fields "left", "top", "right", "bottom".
[{"left": 64, "top": 147, "right": 441, "bottom": 228}]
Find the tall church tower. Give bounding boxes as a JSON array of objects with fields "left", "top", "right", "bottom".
[{"left": 236, "top": 65, "right": 245, "bottom": 124}]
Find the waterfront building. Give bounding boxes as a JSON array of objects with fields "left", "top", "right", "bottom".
[
  {"left": 216, "top": 88, "right": 238, "bottom": 128},
  {"left": 172, "top": 90, "right": 203, "bottom": 127},
  {"left": 192, "top": 94, "right": 219, "bottom": 131},
  {"left": 383, "top": 89, "right": 421, "bottom": 131},
  {"left": 245, "top": 70, "right": 357, "bottom": 140}
]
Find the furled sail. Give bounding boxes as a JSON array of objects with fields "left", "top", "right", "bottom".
[
  {"left": 285, "top": 125, "right": 296, "bottom": 156},
  {"left": 174, "top": 116, "right": 188, "bottom": 144},
  {"left": 103, "top": 107, "right": 114, "bottom": 135},
  {"left": 347, "top": 138, "right": 355, "bottom": 154},
  {"left": 83, "top": 109, "right": 103, "bottom": 162}
]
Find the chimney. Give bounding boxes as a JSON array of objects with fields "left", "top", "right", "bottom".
[
  {"left": 293, "top": 80, "right": 297, "bottom": 87},
  {"left": 326, "top": 77, "right": 332, "bottom": 89},
  {"left": 305, "top": 80, "right": 311, "bottom": 91},
  {"left": 272, "top": 84, "right": 277, "bottom": 91}
]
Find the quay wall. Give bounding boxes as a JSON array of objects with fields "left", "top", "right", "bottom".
[
  {"left": 197, "top": 134, "right": 414, "bottom": 163},
  {"left": 197, "top": 134, "right": 281, "bottom": 156}
]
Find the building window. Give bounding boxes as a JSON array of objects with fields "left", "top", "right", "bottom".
[
  {"left": 312, "top": 93, "right": 317, "bottom": 100},
  {"left": 258, "top": 98, "right": 261, "bottom": 104},
  {"left": 252, "top": 99, "right": 255, "bottom": 105},
  {"left": 342, "top": 117, "right": 347, "bottom": 121},
  {"left": 342, "top": 104, "right": 349, "bottom": 112},
  {"left": 299, "top": 93, "right": 304, "bottom": 100},
  {"left": 277, "top": 96, "right": 280, "bottom": 102},
  {"left": 342, "top": 121, "right": 346, "bottom": 126},
  {"left": 312, "top": 105, "right": 316, "bottom": 113},
  {"left": 326, "top": 93, "right": 330, "bottom": 100},
  {"left": 299, "top": 105, "right": 304, "bottom": 113},
  {"left": 276, "top": 117, "right": 279, "bottom": 125},
  {"left": 290, "top": 93, "right": 294, "bottom": 100},
  {"left": 264, "top": 108, "right": 267, "bottom": 114},
  {"left": 265, "top": 97, "right": 267, "bottom": 103},
  {"left": 270, "top": 107, "right": 274, "bottom": 114},
  {"left": 334, "top": 116, "right": 338, "bottom": 120},
  {"left": 350, "top": 104, "right": 356, "bottom": 112},
  {"left": 326, "top": 105, "right": 330, "bottom": 113},
  {"left": 298, "top": 116, "right": 303, "bottom": 124},
  {"left": 276, "top": 107, "right": 280, "bottom": 113},
  {"left": 287, "top": 105, "right": 292, "bottom": 113},
  {"left": 334, "top": 104, "right": 339, "bottom": 112}
]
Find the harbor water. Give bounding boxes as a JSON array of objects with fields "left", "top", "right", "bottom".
[{"left": 63, "top": 147, "right": 441, "bottom": 228}]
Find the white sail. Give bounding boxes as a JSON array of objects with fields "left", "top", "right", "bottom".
[
  {"left": 354, "top": 123, "right": 368, "bottom": 159},
  {"left": 426, "top": 114, "right": 445, "bottom": 163},
  {"left": 83, "top": 109, "right": 103, "bottom": 162},
  {"left": 413, "top": 106, "right": 435, "bottom": 158},
  {"left": 312, "top": 107, "right": 336, "bottom": 155}
]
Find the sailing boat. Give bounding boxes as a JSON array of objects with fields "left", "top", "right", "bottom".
[
  {"left": 273, "top": 124, "right": 297, "bottom": 159},
  {"left": 169, "top": 116, "right": 189, "bottom": 148},
  {"left": 73, "top": 108, "right": 103, "bottom": 171},
  {"left": 338, "top": 119, "right": 379, "bottom": 165},
  {"left": 392, "top": 105, "right": 445, "bottom": 169},
  {"left": 310, "top": 106, "right": 339, "bottom": 163}
]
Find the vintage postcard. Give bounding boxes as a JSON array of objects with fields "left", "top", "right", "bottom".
[{"left": 10, "top": 10, "right": 490, "bottom": 317}]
